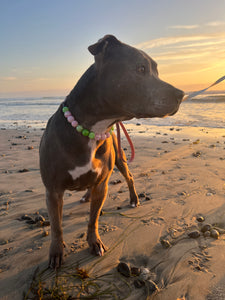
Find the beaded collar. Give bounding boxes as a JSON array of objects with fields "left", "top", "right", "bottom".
[{"left": 62, "top": 105, "right": 114, "bottom": 141}]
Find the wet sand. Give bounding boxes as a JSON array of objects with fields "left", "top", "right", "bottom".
[{"left": 0, "top": 124, "right": 225, "bottom": 299}]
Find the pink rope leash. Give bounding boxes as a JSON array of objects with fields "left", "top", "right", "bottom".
[{"left": 116, "top": 122, "right": 135, "bottom": 163}]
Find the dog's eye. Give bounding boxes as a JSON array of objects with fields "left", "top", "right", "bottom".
[{"left": 137, "top": 65, "right": 145, "bottom": 74}]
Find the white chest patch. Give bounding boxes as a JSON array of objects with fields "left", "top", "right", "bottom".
[
  {"left": 68, "top": 119, "right": 115, "bottom": 181},
  {"left": 68, "top": 140, "right": 101, "bottom": 181}
]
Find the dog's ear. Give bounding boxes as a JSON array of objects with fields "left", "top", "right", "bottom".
[{"left": 88, "top": 35, "right": 121, "bottom": 56}]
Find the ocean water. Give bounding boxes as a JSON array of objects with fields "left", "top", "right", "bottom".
[{"left": 0, "top": 91, "right": 224, "bottom": 129}]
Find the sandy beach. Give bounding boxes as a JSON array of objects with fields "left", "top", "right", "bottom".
[{"left": 0, "top": 123, "right": 225, "bottom": 299}]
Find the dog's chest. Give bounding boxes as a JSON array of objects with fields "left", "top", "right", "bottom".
[
  {"left": 68, "top": 140, "right": 102, "bottom": 181},
  {"left": 67, "top": 120, "right": 114, "bottom": 185}
]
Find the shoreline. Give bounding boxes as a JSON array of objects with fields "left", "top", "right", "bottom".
[{"left": 0, "top": 124, "right": 225, "bottom": 299}]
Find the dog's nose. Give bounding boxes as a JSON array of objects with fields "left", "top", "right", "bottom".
[{"left": 175, "top": 89, "right": 185, "bottom": 102}]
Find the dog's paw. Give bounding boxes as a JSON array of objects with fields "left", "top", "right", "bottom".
[
  {"left": 130, "top": 194, "right": 139, "bottom": 208},
  {"left": 130, "top": 199, "right": 139, "bottom": 208},
  {"left": 48, "top": 240, "right": 64, "bottom": 269},
  {"left": 88, "top": 236, "right": 108, "bottom": 256},
  {"left": 80, "top": 196, "right": 90, "bottom": 203},
  {"left": 80, "top": 191, "right": 91, "bottom": 203}
]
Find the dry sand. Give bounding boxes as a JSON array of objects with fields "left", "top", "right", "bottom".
[{"left": 0, "top": 124, "right": 225, "bottom": 300}]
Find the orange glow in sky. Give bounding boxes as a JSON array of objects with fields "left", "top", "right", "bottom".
[{"left": 0, "top": 1, "right": 225, "bottom": 97}]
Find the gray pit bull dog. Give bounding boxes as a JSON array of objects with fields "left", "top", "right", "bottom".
[{"left": 39, "top": 35, "right": 184, "bottom": 268}]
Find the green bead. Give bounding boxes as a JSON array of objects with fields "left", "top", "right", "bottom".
[
  {"left": 82, "top": 129, "right": 89, "bottom": 136},
  {"left": 62, "top": 106, "right": 69, "bottom": 113},
  {"left": 76, "top": 125, "right": 83, "bottom": 132},
  {"left": 88, "top": 132, "right": 95, "bottom": 139},
  {"left": 110, "top": 126, "right": 114, "bottom": 134}
]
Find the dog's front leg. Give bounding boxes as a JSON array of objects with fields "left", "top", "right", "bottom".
[
  {"left": 87, "top": 179, "right": 109, "bottom": 256},
  {"left": 46, "top": 189, "right": 64, "bottom": 269}
]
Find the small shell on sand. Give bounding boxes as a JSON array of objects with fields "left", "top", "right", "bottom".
[
  {"left": 188, "top": 230, "right": 201, "bottom": 238},
  {"left": 140, "top": 267, "right": 150, "bottom": 280},
  {"left": 210, "top": 229, "right": 219, "bottom": 239}
]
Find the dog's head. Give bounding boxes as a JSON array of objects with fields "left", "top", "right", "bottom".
[{"left": 88, "top": 35, "right": 184, "bottom": 120}]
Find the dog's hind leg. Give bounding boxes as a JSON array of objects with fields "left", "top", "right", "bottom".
[
  {"left": 46, "top": 189, "right": 64, "bottom": 269},
  {"left": 112, "top": 133, "right": 139, "bottom": 207}
]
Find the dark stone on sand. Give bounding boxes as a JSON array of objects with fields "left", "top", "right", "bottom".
[
  {"left": 145, "top": 196, "right": 151, "bottom": 201},
  {"left": 110, "top": 179, "right": 122, "bottom": 185},
  {"left": 203, "top": 230, "right": 211, "bottom": 237},
  {"left": 145, "top": 280, "right": 159, "bottom": 294},
  {"left": 160, "top": 239, "right": 171, "bottom": 248},
  {"left": 134, "top": 278, "right": 145, "bottom": 288},
  {"left": 210, "top": 229, "right": 219, "bottom": 239},
  {"left": 196, "top": 215, "right": 205, "bottom": 222},
  {"left": 26, "top": 219, "right": 36, "bottom": 224},
  {"left": 35, "top": 215, "right": 45, "bottom": 223},
  {"left": 131, "top": 266, "right": 141, "bottom": 276},
  {"left": 18, "top": 168, "right": 29, "bottom": 173},
  {"left": 192, "top": 151, "right": 201, "bottom": 157},
  {"left": 117, "top": 262, "right": 131, "bottom": 277},
  {"left": 136, "top": 123, "right": 141, "bottom": 126},
  {"left": 36, "top": 221, "right": 44, "bottom": 227},
  {"left": 201, "top": 224, "right": 212, "bottom": 233},
  {"left": 117, "top": 206, "right": 122, "bottom": 210},
  {"left": 138, "top": 192, "right": 146, "bottom": 198},
  {"left": 27, "top": 146, "right": 34, "bottom": 150},
  {"left": 43, "top": 220, "right": 50, "bottom": 226},
  {"left": 42, "top": 230, "right": 49, "bottom": 237},
  {"left": 79, "top": 232, "right": 86, "bottom": 238},
  {"left": 21, "top": 214, "right": 33, "bottom": 221},
  {"left": 188, "top": 230, "right": 201, "bottom": 238}
]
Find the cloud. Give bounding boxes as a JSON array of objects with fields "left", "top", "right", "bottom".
[
  {"left": 0, "top": 77, "right": 17, "bottom": 81},
  {"left": 134, "top": 31, "right": 225, "bottom": 88},
  {"left": 154, "top": 50, "right": 212, "bottom": 62},
  {"left": 205, "top": 21, "right": 225, "bottom": 27},
  {"left": 168, "top": 24, "right": 199, "bottom": 30},
  {"left": 135, "top": 32, "right": 225, "bottom": 52},
  {"left": 135, "top": 35, "right": 209, "bottom": 50}
]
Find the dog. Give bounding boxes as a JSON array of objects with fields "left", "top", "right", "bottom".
[{"left": 39, "top": 35, "right": 184, "bottom": 268}]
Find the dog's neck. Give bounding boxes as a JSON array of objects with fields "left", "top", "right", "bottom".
[
  {"left": 62, "top": 103, "right": 115, "bottom": 141},
  {"left": 64, "top": 64, "right": 129, "bottom": 133}
]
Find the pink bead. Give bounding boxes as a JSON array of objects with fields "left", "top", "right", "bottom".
[
  {"left": 95, "top": 134, "right": 101, "bottom": 141},
  {"left": 67, "top": 116, "right": 74, "bottom": 123},
  {"left": 71, "top": 120, "right": 78, "bottom": 127},
  {"left": 64, "top": 111, "right": 71, "bottom": 117},
  {"left": 101, "top": 133, "right": 106, "bottom": 140},
  {"left": 106, "top": 132, "right": 110, "bottom": 138}
]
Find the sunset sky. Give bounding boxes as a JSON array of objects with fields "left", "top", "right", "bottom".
[{"left": 0, "top": 0, "right": 225, "bottom": 97}]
